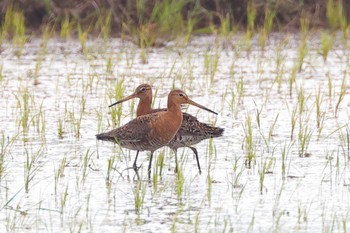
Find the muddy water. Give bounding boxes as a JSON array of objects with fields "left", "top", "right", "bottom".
[{"left": 0, "top": 34, "right": 350, "bottom": 232}]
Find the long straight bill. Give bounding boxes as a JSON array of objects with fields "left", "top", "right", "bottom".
[
  {"left": 109, "top": 94, "right": 137, "bottom": 108},
  {"left": 187, "top": 99, "right": 218, "bottom": 115}
]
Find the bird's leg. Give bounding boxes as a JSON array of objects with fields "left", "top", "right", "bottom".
[
  {"left": 174, "top": 149, "right": 178, "bottom": 173},
  {"left": 189, "top": 147, "right": 201, "bottom": 174},
  {"left": 132, "top": 151, "right": 140, "bottom": 172},
  {"left": 148, "top": 151, "right": 154, "bottom": 179},
  {"left": 133, "top": 169, "right": 140, "bottom": 180}
]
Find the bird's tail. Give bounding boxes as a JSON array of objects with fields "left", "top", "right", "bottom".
[
  {"left": 96, "top": 132, "right": 115, "bottom": 142},
  {"left": 205, "top": 125, "right": 224, "bottom": 138}
]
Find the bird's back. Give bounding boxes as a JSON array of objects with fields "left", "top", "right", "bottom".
[
  {"left": 96, "top": 113, "right": 160, "bottom": 151},
  {"left": 96, "top": 111, "right": 184, "bottom": 152},
  {"left": 150, "top": 109, "right": 224, "bottom": 150}
]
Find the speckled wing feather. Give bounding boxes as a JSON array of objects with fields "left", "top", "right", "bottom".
[
  {"left": 96, "top": 114, "right": 158, "bottom": 143},
  {"left": 150, "top": 108, "right": 224, "bottom": 149}
]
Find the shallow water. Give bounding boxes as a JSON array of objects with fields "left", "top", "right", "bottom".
[{"left": 0, "top": 33, "right": 350, "bottom": 232}]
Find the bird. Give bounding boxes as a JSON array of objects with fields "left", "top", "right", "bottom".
[
  {"left": 96, "top": 89, "right": 218, "bottom": 177},
  {"left": 108, "top": 84, "right": 224, "bottom": 174}
]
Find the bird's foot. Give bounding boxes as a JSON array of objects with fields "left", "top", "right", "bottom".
[{"left": 133, "top": 163, "right": 142, "bottom": 172}]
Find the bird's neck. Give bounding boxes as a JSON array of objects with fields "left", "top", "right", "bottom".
[
  {"left": 137, "top": 96, "right": 153, "bottom": 116},
  {"left": 167, "top": 99, "right": 183, "bottom": 122}
]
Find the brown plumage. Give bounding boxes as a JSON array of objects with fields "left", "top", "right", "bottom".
[
  {"left": 108, "top": 84, "right": 224, "bottom": 174},
  {"left": 96, "top": 89, "right": 218, "bottom": 177}
]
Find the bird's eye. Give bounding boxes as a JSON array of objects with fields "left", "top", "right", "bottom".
[
  {"left": 140, "top": 88, "right": 146, "bottom": 92},
  {"left": 179, "top": 93, "right": 184, "bottom": 97}
]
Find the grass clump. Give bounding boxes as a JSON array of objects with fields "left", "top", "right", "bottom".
[
  {"left": 1, "top": 5, "right": 26, "bottom": 53},
  {"left": 320, "top": 32, "right": 333, "bottom": 62},
  {"left": 244, "top": 114, "right": 256, "bottom": 168},
  {"left": 133, "top": 180, "right": 146, "bottom": 214},
  {"left": 60, "top": 14, "right": 74, "bottom": 39},
  {"left": 327, "top": 0, "right": 346, "bottom": 30}
]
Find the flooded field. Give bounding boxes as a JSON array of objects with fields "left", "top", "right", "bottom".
[{"left": 0, "top": 33, "right": 350, "bottom": 232}]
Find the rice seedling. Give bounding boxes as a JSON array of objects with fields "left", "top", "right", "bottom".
[
  {"left": 203, "top": 49, "right": 221, "bottom": 83},
  {"left": 81, "top": 149, "right": 93, "bottom": 183},
  {"left": 194, "top": 210, "right": 201, "bottom": 233},
  {"left": 57, "top": 117, "right": 64, "bottom": 138},
  {"left": 281, "top": 142, "right": 293, "bottom": 180},
  {"left": 298, "top": 14, "right": 309, "bottom": 71},
  {"left": 232, "top": 76, "right": 245, "bottom": 108},
  {"left": 246, "top": 2, "right": 256, "bottom": 43},
  {"left": 243, "top": 114, "right": 256, "bottom": 168},
  {"left": 320, "top": 32, "right": 333, "bottom": 62},
  {"left": 176, "top": 163, "right": 185, "bottom": 200},
  {"left": 339, "top": 8, "right": 348, "bottom": 42},
  {"left": 322, "top": 151, "right": 335, "bottom": 190},
  {"left": 208, "top": 137, "right": 216, "bottom": 160},
  {"left": 217, "top": 13, "right": 234, "bottom": 38},
  {"left": 259, "top": 7, "right": 276, "bottom": 49},
  {"left": 297, "top": 202, "right": 309, "bottom": 225},
  {"left": 327, "top": 73, "right": 334, "bottom": 104},
  {"left": 34, "top": 53, "right": 43, "bottom": 85},
  {"left": 2, "top": 6, "right": 26, "bottom": 50},
  {"left": 97, "top": 10, "right": 112, "bottom": 42},
  {"left": 259, "top": 153, "right": 275, "bottom": 194},
  {"left": 109, "top": 80, "right": 125, "bottom": 127},
  {"left": 41, "top": 23, "right": 55, "bottom": 43},
  {"left": 182, "top": 16, "right": 197, "bottom": 45},
  {"left": 300, "top": 13, "right": 310, "bottom": 39},
  {"left": 264, "top": 7, "right": 275, "bottom": 35},
  {"left": 139, "top": 44, "right": 148, "bottom": 64},
  {"left": 60, "top": 184, "right": 69, "bottom": 214},
  {"left": 258, "top": 158, "right": 267, "bottom": 195},
  {"left": 69, "top": 108, "right": 83, "bottom": 138},
  {"left": 133, "top": 179, "right": 146, "bottom": 214},
  {"left": 289, "top": 104, "right": 298, "bottom": 141},
  {"left": 14, "top": 85, "right": 31, "bottom": 135},
  {"left": 298, "top": 123, "right": 313, "bottom": 157},
  {"left": 327, "top": 0, "right": 346, "bottom": 31},
  {"left": 274, "top": 44, "right": 285, "bottom": 92},
  {"left": 24, "top": 145, "right": 44, "bottom": 193},
  {"left": 106, "top": 56, "right": 113, "bottom": 74},
  {"left": 247, "top": 213, "right": 255, "bottom": 232},
  {"left": 0, "top": 131, "right": 11, "bottom": 181},
  {"left": 156, "top": 149, "right": 165, "bottom": 177},
  {"left": 334, "top": 76, "right": 346, "bottom": 117},
  {"left": 230, "top": 155, "right": 245, "bottom": 189},
  {"left": 60, "top": 14, "right": 74, "bottom": 39},
  {"left": 54, "top": 157, "right": 67, "bottom": 195},
  {"left": 297, "top": 38, "right": 308, "bottom": 72},
  {"left": 150, "top": 0, "right": 188, "bottom": 41},
  {"left": 288, "top": 64, "right": 298, "bottom": 97},
  {"left": 334, "top": 148, "right": 342, "bottom": 183},
  {"left": 336, "top": 126, "right": 350, "bottom": 162},
  {"left": 297, "top": 87, "right": 310, "bottom": 117},
  {"left": 259, "top": 113, "right": 279, "bottom": 153},
  {"left": 206, "top": 170, "right": 212, "bottom": 203},
  {"left": 77, "top": 24, "right": 90, "bottom": 52},
  {"left": 315, "top": 87, "right": 326, "bottom": 138},
  {"left": 227, "top": 76, "right": 244, "bottom": 118},
  {"left": 106, "top": 156, "right": 115, "bottom": 187}
]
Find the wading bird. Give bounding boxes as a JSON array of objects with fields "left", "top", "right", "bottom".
[
  {"left": 108, "top": 84, "right": 224, "bottom": 174},
  {"left": 96, "top": 89, "right": 218, "bottom": 177}
]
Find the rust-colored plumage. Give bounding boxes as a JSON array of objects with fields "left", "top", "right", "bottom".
[
  {"left": 108, "top": 84, "right": 224, "bottom": 174},
  {"left": 96, "top": 89, "right": 218, "bottom": 176}
]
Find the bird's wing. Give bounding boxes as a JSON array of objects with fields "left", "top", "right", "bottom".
[{"left": 97, "top": 113, "right": 160, "bottom": 142}]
